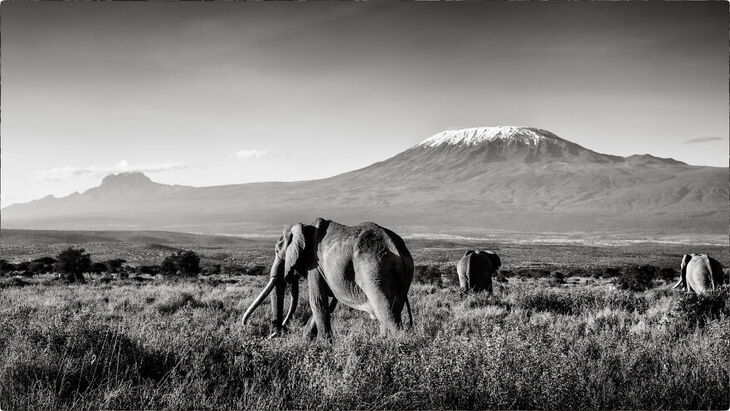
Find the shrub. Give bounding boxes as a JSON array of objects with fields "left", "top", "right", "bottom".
[
  {"left": 0, "top": 277, "right": 31, "bottom": 288},
  {"left": 201, "top": 263, "right": 221, "bottom": 275},
  {"left": 28, "top": 261, "right": 46, "bottom": 275},
  {"left": 0, "top": 259, "right": 15, "bottom": 275},
  {"left": 161, "top": 250, "right": 201, "bottom": 277},
  {"left": 498, "top": 269, "right": 514, "bottom": 277},
  {"left": 138, "top": 265, "right": 160, "bottom": 275},
  {"left": 675, "top": 288, "right": 730, "bottom": 327},
  {"left": 658, "top": 267, "right": 677, "bottom": 283},
  {"left": 32, "top": 256, "right": 57, "bottom": 265},
  {"left": 54, "top": 247, "right": 92, "bottom": 283},
  {"left": 414, "top": 264, "right": 445, "bottom": 285},
  {"left": 90, "top": 262, "right": 108, "bottom": 274},
  {"left": 245, "top": 265, "right": 267, "bottom": 276},
  {"left": 105, "top": 259, "right": 127, "bottom": 273},
  {"left": 615, "top": 265, "right": 656, "bottom": 292},
  {"left": 222, "top": 264, "right": 246, "bottom": 275},
  {"left": 515, "top": 289, "right": 575, "bottom": 314}
]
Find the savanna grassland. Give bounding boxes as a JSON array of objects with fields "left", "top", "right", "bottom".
[{"left": 1, "top": 230, "right": 728, "bottom": 410}]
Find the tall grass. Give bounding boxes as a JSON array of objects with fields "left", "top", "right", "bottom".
[{"left": 1, "top": 278, "right": 728, "bottom": 409}]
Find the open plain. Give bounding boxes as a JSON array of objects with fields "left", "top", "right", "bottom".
[{"left": 1, "top": 230, "right": 728, "bottom": 409}]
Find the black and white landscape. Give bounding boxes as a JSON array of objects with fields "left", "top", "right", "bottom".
[{"left": 1, "top": 2, "right": 728, "bottom": 410}]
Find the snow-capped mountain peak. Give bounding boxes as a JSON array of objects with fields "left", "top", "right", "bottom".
[{"left": 418, "top": 126, "right": 550, "bottom": 147}]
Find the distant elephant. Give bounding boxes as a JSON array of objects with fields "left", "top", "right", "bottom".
[
  {"left": 673, "top": 254, "right": 724, "bottom": 294},
  {"left": 242, "top": 218, "right": 413, "bottom": 340},
  {"left": 457, "top": 250, "right": 501, "bottom": 293}
]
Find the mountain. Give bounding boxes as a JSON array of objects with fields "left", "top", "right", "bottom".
[{"left": 2, "top": 127, "right": 727, "bottom": 236}]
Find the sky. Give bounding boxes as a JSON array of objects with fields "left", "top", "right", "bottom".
[{"left": 1, "top": 2, "right": 728, "bottom": 207}]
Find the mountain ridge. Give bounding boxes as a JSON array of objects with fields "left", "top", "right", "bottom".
[{"left": 3, "top": 127, "right": 727, "bottom": 235}]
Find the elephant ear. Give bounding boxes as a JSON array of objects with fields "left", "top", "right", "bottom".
[
  {"left": 681, "top": 254, "right": 692, "bottom": 271},
  {"left": 478, "top": 251, "right": 501, "bottom": 270},
  {"left": 488, "top": 252, "right": 501, "bottom": 270},
  {"left": 284, "top": 224, "right": 306, "bottom": 278},
  {"left": 284, "top": 223, "right": 318, "bottom": 278},
  {"left": 276, "top": 226, "right": 291, "bottom": 259}
]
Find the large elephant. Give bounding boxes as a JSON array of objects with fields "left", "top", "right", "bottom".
[
  {"left": 456, "top": 250, "right": 501, "bottom": 293},
  {"left": 673, "top": 254, "right": 724, "bottom": 294},
  {"left": 242, "top": 218, "right": 413, "bottom": 340}
]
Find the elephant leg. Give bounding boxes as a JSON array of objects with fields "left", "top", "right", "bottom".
[
  {"left": 303, "top": 315, "right": 318, "bottom": 340},
  {"left": 303, "top": 297, "right": 338, "bottom": 340},
  {"left": 366, "top": 289, "right": 403, "bottom": 337},
  {"left": 308, "top": 273, "right": 334, "bottom": 341}
]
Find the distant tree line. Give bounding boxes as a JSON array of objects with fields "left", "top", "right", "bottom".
[{"left": 1, "top": 247, "right": 268, "bottom": 283}]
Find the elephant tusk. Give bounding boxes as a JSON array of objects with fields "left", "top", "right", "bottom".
[
  {"left": 282, "top": 279, "right": 299, "bottom": 328},
  {"left": 242, "top": 277, "right": 277, "bottom": 324},
  {"left": 671, "top": 278, "right": 683, "bottom": 290}
]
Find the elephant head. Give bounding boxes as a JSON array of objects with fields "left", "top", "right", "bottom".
[{"left": 242, "top": 223, "right": 320, "bottom": 337}]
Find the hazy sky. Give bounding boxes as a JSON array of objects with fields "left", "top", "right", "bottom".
[{"left": 1, "top": 2, "right": 727, "bottom": 207}]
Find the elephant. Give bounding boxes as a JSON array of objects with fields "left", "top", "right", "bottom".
[
  {"left": 673, "top": 254, "right": 724, "bottom": 294},
  {"left": 242, "top": 218, "right": 413, "bottom": 340},
  {"left": 456, "top": 250, "right": 501, "bottom": 293}
]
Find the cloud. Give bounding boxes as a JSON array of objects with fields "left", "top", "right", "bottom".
[
  {"left": 35, "top": 160, "right": 187, "bottom": 182},
  {"left": 231, "top": 149, "right": 268, "bottom": 161},
  {"left": 684, "top": 136, "right": 723, "bottom": 144}
]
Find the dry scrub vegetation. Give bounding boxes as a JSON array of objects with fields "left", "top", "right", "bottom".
[{"left": 1, "top": 274, "right": 728, "bottom": 410}]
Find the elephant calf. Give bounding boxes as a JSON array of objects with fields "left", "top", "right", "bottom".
[
  {"left": 456, "top": 250, "right": 501, "bottom": 293},
  {"left": 673, "top": 253, "right": 724, "bottom": 294}
]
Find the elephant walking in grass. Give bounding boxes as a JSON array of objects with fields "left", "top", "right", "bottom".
[
  {"left": 457, "top": 250, "right": 501, "bottom": 293},
  {"left": 242, "top": 218, "right": 413, "bottom": 340},
  {"left": 673, "top": 254, "right": 724, "bottom": 294}
]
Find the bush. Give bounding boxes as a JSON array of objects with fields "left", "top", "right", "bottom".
[
  {"left": 105, "top": 259, "right": 127, "bottom": 274},
  {"left": 32, "top": 256, "right": 57, "bottom": 265},
  {"left": 138, "top": 265, "right": 160, "bottom": 275},
  {"left": 515, "top": 268, "right": 551, "bottom": 279},
  {"left": 415, "top": 264, "right": 445, "bottom": 285},
  {"left": 54, "top": 247, "right": 92, "bottom": 283},
  {"left": 675, "top": 288, "right": 730, "bottom": 327},
  {"left": 0, "top": 259, "right": 15, "bottom": 275},
  {"left": 161, "top": 250, "right": 201, "bottom": 277},
  {"left": 201, "top": 263, "right": 221, "bottom": 275},
  {"left": 615, "top": 265, "right": 656, "bottom": 292},
  {"left": 245, "top": 265, "right": 267, "bottom": 276},
  {"left": 658, "top": 267, "right": 677, "bottom": 283},
  {"left": 90, "top": 262, "right": 108, "bottom": 274},
  {"left": 222, "top": 264, "right": 246, "bottom": 275}
]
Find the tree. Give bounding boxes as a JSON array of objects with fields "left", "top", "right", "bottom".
[
  {"left": 161, "top": 250, "right": 201, "bottom": 277},
  {"left": 55, "top": 247, "right": 92, "bottom": 283},
  {"left": 91, "top": 262, "right": 108, "bottom": 274},
  {"left": 0, "top": 260, "right": 16, "bottom": 275},
  {"left": 615, "top": 265, "right": 656, "bottom": 292}
]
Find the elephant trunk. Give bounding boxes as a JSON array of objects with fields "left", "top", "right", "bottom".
[{"left": 282, "top": 279, "right": 299, "bottom": 328}]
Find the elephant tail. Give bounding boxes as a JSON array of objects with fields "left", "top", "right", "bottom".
[{"left": 405, "top": 296, "right": 413, "bottom": 329}]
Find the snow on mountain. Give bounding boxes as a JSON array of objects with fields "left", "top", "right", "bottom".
[{"left": 418, "top": 126, "right": 550, "bottom": 147}]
